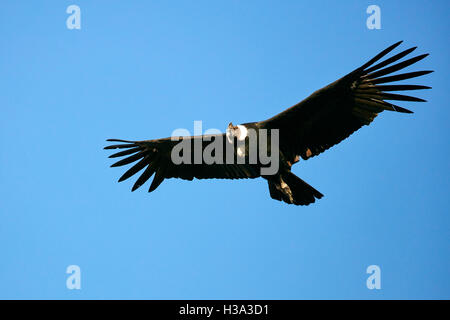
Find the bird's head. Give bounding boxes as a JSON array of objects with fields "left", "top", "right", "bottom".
[{"left": 226, "top": 122, "right": 248, "bottom": 143}]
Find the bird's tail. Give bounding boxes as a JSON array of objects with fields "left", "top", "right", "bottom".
[{"left": 267, "top": 171, "right": 323, "bottom": 206}]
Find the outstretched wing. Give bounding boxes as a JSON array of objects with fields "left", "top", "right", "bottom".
[
  {"left": 262, "top": 41, "right": 433, "bottom": 161},
  {"left": 104, "top": 134, "right": 261, "bottom": 192}
]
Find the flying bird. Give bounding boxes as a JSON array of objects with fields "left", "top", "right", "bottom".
[{"left": 104, "top": 41, "right": 432, "bottom": 205}]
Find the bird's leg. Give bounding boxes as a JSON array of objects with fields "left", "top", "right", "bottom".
[{"left": 273, "top": 174, "right": 294, "bottom": 204}]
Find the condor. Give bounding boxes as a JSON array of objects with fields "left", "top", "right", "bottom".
[{"left": 104, "top": 41, "right": 432, "bottom": 206}]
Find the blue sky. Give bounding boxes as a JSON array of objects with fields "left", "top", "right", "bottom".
[{"left": 0, "top": 0, "right": 449, "bottom": 299}]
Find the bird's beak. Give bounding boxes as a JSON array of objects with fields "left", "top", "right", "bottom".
[{"left": 226, "top": 122, "right": 234, "bottom": 144}]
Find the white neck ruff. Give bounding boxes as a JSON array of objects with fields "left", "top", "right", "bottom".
[{"left": 236, "top": 125, "right": 248, "bottom": 141}]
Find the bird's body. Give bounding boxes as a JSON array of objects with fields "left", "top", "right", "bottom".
[{"left": 105, "top": 41, "right": 432, "bottom": 205}]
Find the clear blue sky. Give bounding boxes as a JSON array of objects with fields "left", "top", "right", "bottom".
[{"left": 1, "top": 0, "right": 448, "bottom": 299}]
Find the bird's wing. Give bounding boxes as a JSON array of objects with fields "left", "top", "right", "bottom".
[
  {"left": 262, "top": 41, "right": 432, "bottom": 161},
  {"left": 104, "top": 133, "right": 261, "bottom": 192}
]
